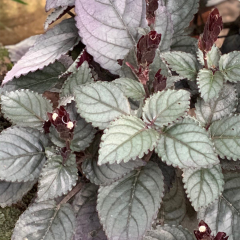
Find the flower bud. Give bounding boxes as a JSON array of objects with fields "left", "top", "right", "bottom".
[{"left": 67, "top": 121, "right": 74, "bottom": 129}]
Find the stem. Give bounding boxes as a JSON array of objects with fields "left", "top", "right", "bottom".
[
  {"left": 203, "top": 51, "right": 208, "bottom": 69},
  {"left": 68, "top": 11, "right": 75, "bottom": 17},
  {"left": 57, "top": 181, "right": 84, "bottom": 206},
  {"left": 143, "top": 84, "right": 150, "bottom": 98}
]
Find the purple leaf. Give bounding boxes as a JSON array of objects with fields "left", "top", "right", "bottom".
[
  {"left": 45, "top": 0, "right": 75, "bottom": 11},
  {"left": 6, "top": 35, "right": 38, "bottom": 64},
  {"left": 75, "top": 0, "right": 147, "bottom": 74},
  {"left": 44, "top": 6, "right": 74, "bottom": 30},
  {"left": 2, "top": 18, "right": 80, "bottom": 85},
  {"left": 198, "top": 8, "right": 223, "bottom": 53}
]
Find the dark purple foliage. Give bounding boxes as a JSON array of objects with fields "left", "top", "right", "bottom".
[
  {"left": 75, "top": 49, "right": 93, "bottom": 69},
  {"left": 198, "top": 8, "right": 223, "bottom": 53},
  {"left": 153, "top": 69, "right": 167, "bottom": 92},
  {"left": 194, "top": 220, "right": 229, "bottom": 240},
  {"left": 44, "top": 106, "right": 75, "bottom": 141},
  {"left": 146, "top": 0, "right": 159, "bottom": 26}
]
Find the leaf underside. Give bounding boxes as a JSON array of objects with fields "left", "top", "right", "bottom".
[
  {"left": 3, "top": 18, "right": 80, "bottom": 84},
  {"left": 74, "top": 0, "right": 147, "bottom": 74},
  {"left": 45, "top": 0, "right": 75, "bottom": 11}
]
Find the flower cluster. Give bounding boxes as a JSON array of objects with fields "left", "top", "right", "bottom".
[
  {"left": 194, "top": 220, "right": 228, "bottom": 240},
  {"left": 43, "top": 106, "right": 76, "bottom": 141}
]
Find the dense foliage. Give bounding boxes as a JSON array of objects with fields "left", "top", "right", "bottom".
[{"left": 0, "top": 0, "right": 240, "bottom": 239}]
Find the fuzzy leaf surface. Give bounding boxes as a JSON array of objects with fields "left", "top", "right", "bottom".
[
  {"left": 37, "top": 154, "right": 78, "bottom": 201},
  {"left": 99, "top": 115, "right": 159, "bottom": 165},
  {"left": 97, "top": 162, "right": 164, "bottom": 240},
  {"left": 142, "top": 89, "right": 190, "bottom": 128},
  {"left": 1, "top": 90, "right": 52, "bottom": 129},
  {"left": 44, "top": 6, "right": 69, "bottom": 30},
  {"left": 45, "top": 0, "right": 75, "bottom": 11},
  {"left": 197, "top": 44, "right": 221, "bottom": 68},
  {"left": 60, "top": 61, "right": 93, "bottom": 97},
  {"left": 2, "top": 61, "right": 66, "bottom": 94},
  {"left": 161, "top": 51, "right": 198, "bottom": 81},
  {"left": 158, "top": 177, "right": 186, "bottom": 225},
  {"left": 75, "top": 0, "right": 147, "bottom": 74},
  {"left": 0, "top": 180, "right": 36, "bottom": 208},
  {"left": 219, "top": 51, "right": 240, "bottom": 82},
  {"left": 113, "top": 78, "right": 145, "bottom": 100},
  {"left": 143, "top": 225, "right": 195, "bottom": 240},
  {"left": 12, "top": 201, "right": 75, "bottom": 240},
  {"left": 82, "top": 157, "right": 146, "bottom": 186},
  {"left": 156, "top": 118, "right": 218, "bottom": 168},
  {"left": 195, "top": 83, "right": 237, "bottom": 126},
  {"left": 210, "top": 115, "right": 240, "bottom": 160},
  {"left": 198, "top": 172, "right": 240, "bottom": 240},
  {"left": 155, "top": 6, "right": 173, "bottom": 52},
  {"left": 72, "top": 183, "right": 107, "bottom": 240},
  {"left": 197, "top": 69, "right": 224, "bottom": 102},
  {"left": 0, "top": 127, "right": 49, "bottom": 182},
  {"left": 183, "top": 165, "right": 224, "bottom": 211},
  {"left": 164, "top": 0, "right": 199, "bottom": 36},
  {"left": 74, "top": 82, "right": 131, "bottom": 129},
  {"left": 70, "top": 118, "right": 96, "bottom": 152},
  {"left": 3, "top": 18, "right": 80, "bottom": 84},
  {"left": 171, "top": 35, "right": 197, "bottom": 53},
  {"left": 6, "top": 35, "right": 38, "bottom": 64}
]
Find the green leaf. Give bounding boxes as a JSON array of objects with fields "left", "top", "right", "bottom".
[
  {"left": 0, "top": 127, "right": 49, "bottom": 182},
  {"left": 198, "top": 172, "right": 240, "bottom": 240},
  {"left": 49, "top": 126, "right": 65, "bottom": 148},
  {"left": 1, "top": 61, "right": 66, "bottom": 94},
  {"left": 37, "top": 153, "right": 78, "bottom": 201},
  {"left": 155, "top": 6, "right": 174, "bottom": 52},
  {"left": 60, "top": 61, "right": 93, "bottom": 97},
  {"left": 72, "top": 183, "right": 107, "bottom": 240},
  {"left": 70, "top": 118, "right": 96, "bottom": 152},
  {"left": 142, "top": 89, "right": 190, "bottom": 128},
  {"left": 156, "top": 118, "right": 219, "bottom": 169},
  {"left": 163, "top": 0, "right": 199, "bottom": 36},
  {"left": 99, "top": 115, "right": 159, "bottom": 165},
  {"left": 82, "top": 157, "right": 146, "bottom": 186},
  {"left": 0, "top": 180, "right": 36, "bottom": 208},
  {"left": 12, "top": 0, "right": 27, "bottom": 5},
  {"left": 195, "top": 83, "right": 237, "bottom": 126},
  {"left": 210, "top": 115, "right": 240, "bottom": 160},
  {"left": 12, "top": 201, "right": 76, "bottom": 240},
  {"left": 1, "top": 90, "right": 53, "bottom": 130},
  {"left": 197, "top": 69, "right": 224, "bottom": 102},
  {"left": 161, "top": 51, "right": 198, "bottom": 81},
  {"left": 113, "top": 78, "right": 145, "bottom": 100},
  {"left": 197, "top": 44, "right": 221, "bottom": 69},
  {"left": 166, "top": 76, "right": 183, "bottom": 89},
  {"left": 74, "top": 82, "right": 131, "bottom": 129},
  {"left": 182, "top": 165, "right": 224, "bottom": 211},
  {"left": 97, "top": 162, "right": 164, "bottom": 240},
  {"left": 171, "top": 35, "right": 197, "bottom": 53},
  {"left": 158, "top": 177, "right": 186, "bottom": 225},
  {"left": 143, "top": 225, "right": 195, "bottom": 240},
  {"left": 219, "top": 51, "right": 240, "bottom": 82}
]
